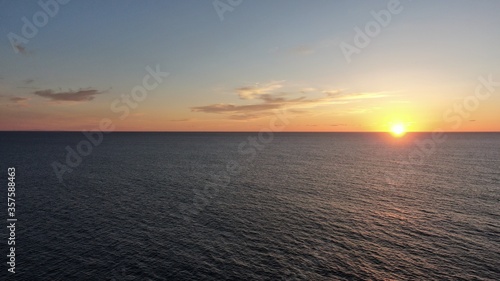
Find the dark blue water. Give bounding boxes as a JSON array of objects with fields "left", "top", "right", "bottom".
[{"left": 1, "top": 132, "right": 499, "bottom": 280}]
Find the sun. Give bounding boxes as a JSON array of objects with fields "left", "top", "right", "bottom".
[{"left": 390, "top": 123, "right": 406, "bottom": 137}]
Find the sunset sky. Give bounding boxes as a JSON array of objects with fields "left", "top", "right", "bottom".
[{"left": 1, "top": 0, "right": 499, "bottom": 132}]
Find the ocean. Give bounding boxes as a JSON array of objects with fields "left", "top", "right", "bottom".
[{"left": 0, "top": 132, "right": 499, "bottom": 280}]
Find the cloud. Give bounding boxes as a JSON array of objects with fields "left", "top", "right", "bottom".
[
  {"left": 300, "top": 87, "right": 317, "bottom": 94},
  {"left": 170, "top": 118, "right": 193, "bottom": 122},
  {"left": 236, "top": 81, "right": 284, "bottom": 100},
  {"left": 0, "top": 96, "right": 31, "bottom": 107},
  {"left": 228, "top": 113, "right": 268, "bottom": 120},
  {"left": 17, "top": 78, "right": 37, "bottom": 89},
  {"left": 10, "top": 97, "right": 29, "bottom": 102},
  {"left": 324, "top": 90, "right": 342, "bottom": 97},
  {"left": 192, "top": 83, "right": 389, "bottom": 120},
  {"left": 289, "top": 45, "right": 315, "bottom": 55},
  {"left": 33, "top": 88, "right": 106, "bottom": 102},
  {"left": 12, "top": 97, "right": 30, "bottom": 107},
  {"left": 192, "top": 102, "right": 282, "bottom": 114},
  {"left": 323, "top": 90, "right": 387, "bottom": 101},
  {"left": 13, "top": 43, "right": 29, "bottom": 55}
]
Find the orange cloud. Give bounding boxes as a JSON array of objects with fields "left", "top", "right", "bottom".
[{"left": 192, "top": 82, "right": 389, "bottom": 120}]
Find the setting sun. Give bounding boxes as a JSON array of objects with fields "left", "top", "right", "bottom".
[{"left": 390, "top": 123, "right": 406, "bottom": 137}]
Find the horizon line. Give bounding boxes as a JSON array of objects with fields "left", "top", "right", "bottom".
[{"left": 1, "top": 130, "right": 499, "bottom": 133}]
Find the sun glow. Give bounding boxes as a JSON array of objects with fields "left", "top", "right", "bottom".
[{"left": 390, "top": 123, "right": 406, "bottom": 137}]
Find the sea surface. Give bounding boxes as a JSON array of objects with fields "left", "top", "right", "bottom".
[{"left": 0, "top": 132, "right": 499, "bottom": 280}]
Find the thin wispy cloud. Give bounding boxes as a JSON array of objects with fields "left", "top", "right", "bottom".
[
  {"left": 192, "top": 83, "right": 389, "bottom": 120},
  {"left": 0, "top": 95, "right": 31, "bottom": 108},
  {"left": 10, "top": 97, "right": 29, "bottom": 102},
  {"left": 33, "top": 89, "right": 106, "bottom": 103},
  {"left": 323, "top": 90, "right": 387, "bottom": 101},
  {"left": 17, "top": 78, "right": 38, "bottom": 90},
  {"left": 192, "top": 102, "right": 283, "bottom": 114},
  {"left": 23, "top": 79, "right": 34, "bottom": 84},
  {"left": 170, "top": 118, "right": 193, "bottom": 122},
  {"left": 13, "top": 43, "right": 29, "bottom": 55},
  {"left": 10, "top": 96, "right": 31, "bottom": 107},
  {"left": 289, "top": 45, "right": 315, "bottom": 55},
  {"left": 236, "top": 81, "right": 284, "bottom": 100},
  {"left": 300, "top": 87, "right": 318, "bottom": 94}
]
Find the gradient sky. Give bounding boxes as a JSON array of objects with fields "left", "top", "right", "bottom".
[{"left": 1, "top": 0, "right": 499, "bottom": 132}]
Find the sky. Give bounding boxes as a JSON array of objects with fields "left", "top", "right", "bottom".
[{"left": 1, "top": 0, "right": 499, "bottom": 132}]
